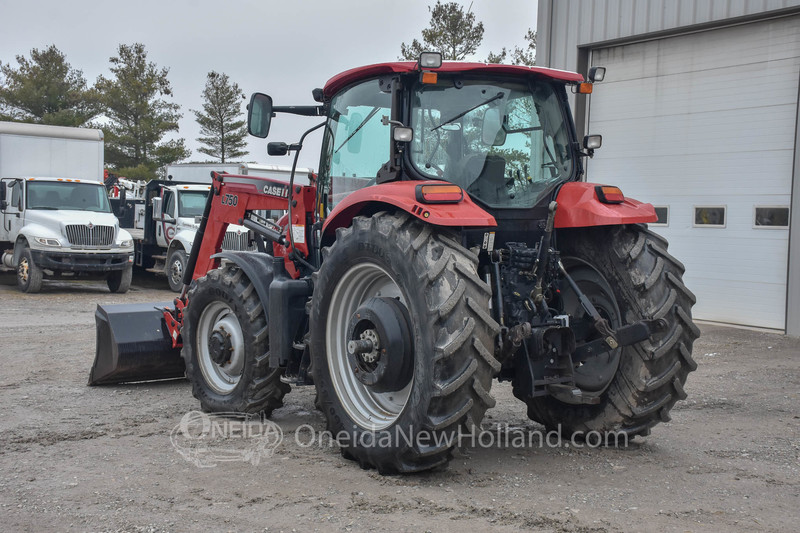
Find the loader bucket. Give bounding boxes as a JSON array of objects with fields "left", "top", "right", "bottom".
[{"left": 89, "top": 302, "right": 186, "bottom": 386}]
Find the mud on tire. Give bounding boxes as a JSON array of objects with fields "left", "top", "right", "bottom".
[
  {"left": 182, "top": 265, "right": 289, "bottom": 415},
  {"left": 310, "top": 212, "right": 501, "bottom": 474},
  {"left": 519, "top": 224, "right": 699, "bottom": 439}
]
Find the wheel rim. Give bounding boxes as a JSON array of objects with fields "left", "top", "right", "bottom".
[
  {"left": 169, "top": 256, "right": 183, "bottom": 287},
  {"left": 325, "top": 262, "right": 413, "bottom": 430},
  {"left": 18, "top": 258, "right": 29, "bottom": 284},
  {"left": 196, "top": 301, "right": 245, "bottom": 394},
  {"left": 561, "top": 260, "right": 622, "bottom": 393}
]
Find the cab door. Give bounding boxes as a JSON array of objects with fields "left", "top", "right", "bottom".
[{"left": 1, "top": 179, "right": 24, "bottom": 242}]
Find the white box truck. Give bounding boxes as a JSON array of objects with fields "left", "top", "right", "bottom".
[{"left": 0, "top": 122, "right": 134, "bottom": 293}]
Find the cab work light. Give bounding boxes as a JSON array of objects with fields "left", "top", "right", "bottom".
[
  {"left": 595, "top": 186, "right": 624, "bottom": 204},
  {"left": 415, "top": 184, "right": 463, "bottom": 204}
]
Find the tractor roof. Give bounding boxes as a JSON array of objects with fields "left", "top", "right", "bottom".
[{"left": 323, "top": 61, "right": 584, "bottom": 98}]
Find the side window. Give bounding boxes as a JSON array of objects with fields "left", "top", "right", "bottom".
[
  {"left": 10, "top": 181, "right": 22, "bottom": 210},
  {"left": 164, "top": 191, "right": 175, "bottom": 218},
  {"left": 320, "top": 79, "right": 391, "bottom": 211}
]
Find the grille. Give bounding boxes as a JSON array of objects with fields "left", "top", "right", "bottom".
[
  {"left": 65, "top": 225, "right": 114, "bottom": 247},
  {"left": 222, "top": 231, "right": 251, "bottom": 251}
]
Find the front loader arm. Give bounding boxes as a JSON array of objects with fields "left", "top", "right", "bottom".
[{"left": 185, "top": 172, "right": 316, "bottom": 287}]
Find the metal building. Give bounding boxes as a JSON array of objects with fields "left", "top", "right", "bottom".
[{"left": 538, "top": 0, "right": 800, "bottom": 334}]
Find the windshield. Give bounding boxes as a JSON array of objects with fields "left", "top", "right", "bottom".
[
  {"left": 26, "top": 181, "right": 111, "bottom": 212},
  {"left": 319, "top": 78, "right": 391, "bottom": 212},
  {"left": 178, "top": 190, "right": 208, "bottom": 217},
  {"left": 409, "top": 78, "right": 574, "bottom": 208}
]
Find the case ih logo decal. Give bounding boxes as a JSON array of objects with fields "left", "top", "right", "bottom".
[{"left": 263, "top": 184, "right": 289, "bottom": 198}]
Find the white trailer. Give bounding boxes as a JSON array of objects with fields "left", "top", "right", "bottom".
[
  {"left": 165, "top": 162, "right": 313, "bottom": 185},
  {"left": 0, "top": 122, "right": 134, "bottom": 293}
]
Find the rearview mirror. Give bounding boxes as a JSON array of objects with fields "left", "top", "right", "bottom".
[
  {"left": 248, "top": 93, "right": 273, "bottom": 138},
  {"left": 0, "top": 182, "right": 6, "bottom": 210},
  {"left": 151, "top": 196, "right": 164, "bottom": 221}
]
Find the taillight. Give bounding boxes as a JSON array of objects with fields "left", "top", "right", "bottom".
[
  {"left": 415, "top": 184, "right": 463, "bottom": 204},
  {"left": 595, "top": 186, "right": 624, "bottom": 204}
]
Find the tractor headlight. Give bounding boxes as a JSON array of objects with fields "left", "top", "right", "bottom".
[
  {"left": 120, "top": 239, "right": 133, "bottom": 248},
  {"left": 34, "top": 237, "right": 61, "bottom": 247}
]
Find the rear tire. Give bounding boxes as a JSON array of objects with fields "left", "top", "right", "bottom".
[
  {"left": 516, "top": 224, "right": 699, "bottom": 439},
  {"left": 17, "top": 247, "right": 43, "bottom": 293},
  {"left": 107, "top": 264, "right": 132, "bottom": 293},
  {"left": 167, "top": 248, "right": 187, "bottom": 293},
  {"left": 182, "top": 265, "right": 289, "bottom": 415},
  {"left": 310, "top": 212, "right": 500, "bottom": 474}
]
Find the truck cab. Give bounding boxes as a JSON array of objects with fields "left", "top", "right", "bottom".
[
  {"left": 132, "top": 181, "right": 252, "bottom": 292},
  {"left": 0, "top": 177, "right": 135, "bottom": 293}
]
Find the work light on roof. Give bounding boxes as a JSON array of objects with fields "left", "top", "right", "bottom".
[{"left": 418, "top": 52, "right": 442, "bottom": 69}]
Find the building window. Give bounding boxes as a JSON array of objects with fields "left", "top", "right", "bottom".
[
  {"left": 652, "top": 206, "right": 669, "bottom": 226},
  {"left": 754, "top": 206, "right": 789, "bottom": 228},
  {"left": 694, "top": 206, "right": 726, "bottom": 228}
]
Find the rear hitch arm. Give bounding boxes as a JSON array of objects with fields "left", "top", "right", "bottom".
[{"left": 557, "top": 260, "right": 668, "bottom": 359}]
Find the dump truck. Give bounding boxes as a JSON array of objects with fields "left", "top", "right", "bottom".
[
  {"left": 91, "top": 54, "right": 698, "bottom": 474},
  {"left": 0, "top": 122, "right": 134, "bottom": 293}
]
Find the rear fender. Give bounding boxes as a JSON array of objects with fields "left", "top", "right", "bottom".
[
  {"left": 321, "top": 180, "right": 496, "bottom": 238},
  {"left": 554, "top": 182, "right": 657, "bottom": 228}
]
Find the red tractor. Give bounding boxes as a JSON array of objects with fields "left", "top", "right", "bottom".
[{"left": 91, "top": 54, "right": 698, "bottom": 474}]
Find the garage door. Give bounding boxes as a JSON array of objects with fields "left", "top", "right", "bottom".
[{"left": 587, "top": 16, "right": 800, "bottom": 330}]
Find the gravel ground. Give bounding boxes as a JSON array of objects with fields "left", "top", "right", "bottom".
[{"left": 0, "top": 271, "right": 798, "bottom": 532}]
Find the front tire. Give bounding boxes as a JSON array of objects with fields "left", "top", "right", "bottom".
[
  {"left": 182, "top": 265, "right": 289, "bottom": 415},
  {"left": 517, "top": 224, "right": 699, "bottom": 439},
  {"left": 17, "top": 247, "right": 43, "bottom": 293},
  {"left": 107, "top": 264, "right": 132, "bottom": 293},
  {"left": 310, "top": 212, "right": 500, "bottom": 474},
  {"left": 167, "top": 248, "right": 187, "bottom": 292}
]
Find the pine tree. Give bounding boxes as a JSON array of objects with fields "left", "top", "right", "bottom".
[
  {"left": 95, "top": 43, "right": 189, "bottom": 179},
  {"left": 192, "top": 71, "right": 248, "bottom": 163},
  {"left": 400, "top": 1, "right": 484, "bottom": 61},
  {"left": 0, "top": 44, "right": 98, "bottom": 126}
]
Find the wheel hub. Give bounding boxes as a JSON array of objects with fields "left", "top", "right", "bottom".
[
  {"left": 346, "top": 297, "right": 413, "bottom": 393},
  {"left": 208, "top": 327, "right": 233, "bottom": 365},
  {"left": 171, "top": 259, "right": 183, "bottom": 284}
]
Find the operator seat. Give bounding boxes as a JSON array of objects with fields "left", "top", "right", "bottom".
[
  {"left": 44, "top": 190, "right": 61, "bottom": 207},
  {"left": 69, "top": 187, "right": 93, "bottom": 209},
  {"left": 464, "top": 155, "right": 506, "bottom": 205}
]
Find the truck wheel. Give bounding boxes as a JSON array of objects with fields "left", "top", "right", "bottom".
[
  {"left": 516, "top": 224, "right": 699, "bottom": 440},
  {"left": 167, "top": 249, "right": 187, "bottom": 292},
  {"left": 182, "top": 265, "right": 289, "bottom": 415},
  {"left": 17, "top": 247, "right": 43, "bottom": 293},
  {"left": 310, "top": 212, "right": 500, "bottom": 474},
  {"left": 107, "top": 265, "right": 132, "bottom": 293}
]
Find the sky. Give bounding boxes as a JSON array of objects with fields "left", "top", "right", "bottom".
[{"left": 0, "top": 0, "right": 538, "bottom": 170}]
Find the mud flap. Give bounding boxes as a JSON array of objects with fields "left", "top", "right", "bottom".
[{"left": 89, "top": 302, "right": 186, "bottom": 386}]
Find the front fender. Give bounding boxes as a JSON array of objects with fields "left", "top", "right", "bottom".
[
  {"left": 18, "top": 223, "right": 62, "bottom": 246},
  {"left": 554, "top": 182, "right": 657, "bottom": 228},
  {"left": 322, "top": 181, "right": 496, "bottom": 238},
  {"left": 209, "top": 251, "right": 274, "bottom": 319},
  {"left": 172, "top": 229, "right": 197, "bottom": 254}
]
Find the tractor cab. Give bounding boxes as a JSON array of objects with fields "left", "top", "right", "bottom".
[{"left": 248, "top": 53, "right": 593, "bottom": 230}]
